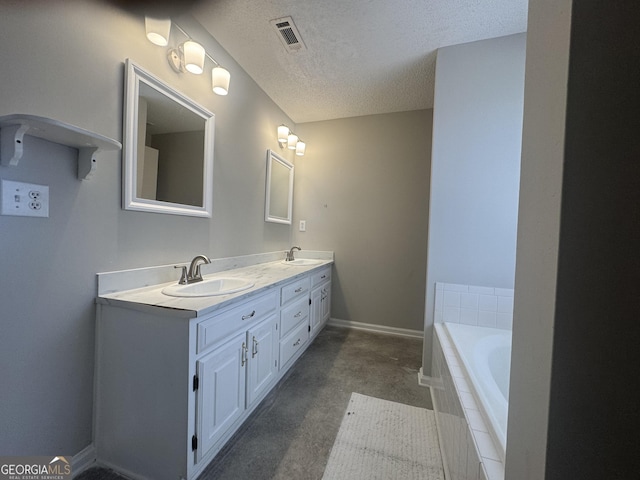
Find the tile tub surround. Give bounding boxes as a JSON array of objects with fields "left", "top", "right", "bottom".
[
  {"left": 96, "top": 250, "right": 333, "bottom": 317},
  {"left": 434, "top": 283, "right": 514, "bottom": 330},
  {"left": 431, "top": 323, "right": 504, "bottom": 480}
]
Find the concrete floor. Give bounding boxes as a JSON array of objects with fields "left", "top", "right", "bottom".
[{"left": 76, "top": 325, "right": 431, "bottom": 480}]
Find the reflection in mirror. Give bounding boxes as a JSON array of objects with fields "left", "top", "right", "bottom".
[
  {"left": 123, "top": 59, "right": 214, "bottom": 217},
  {"left": 265, "top": 149, "right": 294, "bottom": 224}
]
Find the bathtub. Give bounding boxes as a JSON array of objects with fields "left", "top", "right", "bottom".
[
  {"left": 431, "top": 322, "right": 512, "bottom": 479},
  {"left": 444, "top": 323, "right": 511, "bottom": 452}
]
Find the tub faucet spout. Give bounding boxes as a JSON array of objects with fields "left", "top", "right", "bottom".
[{"left": 285, "top": 246, "right": 301, "bottom": 262}]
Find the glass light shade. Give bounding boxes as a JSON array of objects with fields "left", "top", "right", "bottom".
[
  {"left": 183, "top": 40, "right": 205, "bottom": 74},
  {"left": 212, "top": 66, "right": 231, "bottom": 95},
  {"left": 287, "top": 133, "right": 298, "bottom": 149},
  {"left": 145, "top": 17, "right": 171, "bottom": 46},
  {"left": 277, "top": 125, "right": 290, "bottom": 143},
  {"left": 295, "top": 140, "right": 306, "bottom": 156}
]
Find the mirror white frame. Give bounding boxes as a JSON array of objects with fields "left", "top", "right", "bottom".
[
  {"left": 265, "top": 149, "right": 294, "bottom": 224},
  {"left": 123, "top": 59, "right": 214, "bottom": 217}
]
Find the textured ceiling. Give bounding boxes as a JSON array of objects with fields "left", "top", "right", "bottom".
[{"left": 192, "top": 0, "right": 528, "bottom": 123}]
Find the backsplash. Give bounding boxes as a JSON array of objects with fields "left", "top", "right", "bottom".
[
  {"left": 97, "top": 250, "right": 333, "bottom": 295},
  {"left": 434, "top": 283, "right": 514, "bottom": 330}
]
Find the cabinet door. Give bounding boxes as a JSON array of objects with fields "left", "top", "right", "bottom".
[
  {"left": 196, "top": 332, "right": 246, "bottom": 461},
  {"left": 321, "top": 284, "right": 331, "bottom": 325},
  {"left": 247, "top": 315, "right": 279, "bottom": 406},
  {"left": 310, "top": 285, "right": 323, "bottom": 337}
]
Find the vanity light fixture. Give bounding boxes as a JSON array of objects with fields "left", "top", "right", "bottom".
[
  {"left": 144, "top": 16, "right": 231, "bottom": 96},
  {"left": 277, "top": 125, "right": 290, "bottom": 143},
  {"left": 276, "top": 124, "right": 305, "bottom": 156},
  {"left": 145, "top": 17, "right": 171, "bottom": 46},
  {"left": 182, "top": 40, "right": 205, "bottom": 74},
  {"left": 287, "top": 132, "right": 298, "bottom": 150},
  {"left": 212, "top": 66, "right": 231, "bottom": 95}
]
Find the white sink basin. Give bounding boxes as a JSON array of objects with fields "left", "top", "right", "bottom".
[
  {"left": 281, "top": 259, "right": 322, "bottom": 266},
  {"left": 162, "top": 277, "right": 255, "bottom": 297}
]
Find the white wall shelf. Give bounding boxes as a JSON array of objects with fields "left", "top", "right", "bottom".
[{"left": 0, "top": 114, "right": 121, "bottom": 180}]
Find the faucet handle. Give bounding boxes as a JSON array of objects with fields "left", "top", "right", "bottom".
[{"left": 174, "top": 265, "right": 188, "bottom": 285}]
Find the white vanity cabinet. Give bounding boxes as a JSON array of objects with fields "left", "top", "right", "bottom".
[
  {"left": 310, "top": 266, "right": 332, "bottom": 337},
  {"left": 95, "top": 260, "right": 332, "bottom": 480},
  {"left": 196, "top": 331, "right": 246, "bottom": 461},
  {"left": 196, "top": 312, "right": 279, "bottom": 461},
  {"left": 95, "top": 289, "right": 279, "bottom": 480},
  {"left": 246, "top": 314, "right": 279, "bottom": 406},
  {"left": 278, "top": 276, "right": 311, "bottom": 369}
]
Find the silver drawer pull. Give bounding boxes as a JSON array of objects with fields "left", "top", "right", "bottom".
[
  {"left": 321, "top": 275, "right": 326, "bottom": 279},
  {"left": 294, "top": 287, "right": 303, "bottom": 293},
  {"left": 293, "top": 339, "right": 301, "bottom": 347},
  {"left": 252, "top": 336, "right": 259, "bottom": 358},
  {"left": 242, "top": 310, "right": 256, "bottom": 320},
  {"left": 294, "top": 311, "right": 302, "bottom": 318},
  {"left": 241, "top": 342, "right": 248, "bottom": 366}
]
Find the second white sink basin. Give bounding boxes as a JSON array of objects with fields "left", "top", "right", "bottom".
[
  {"left": 162, "top": 277, "right": 255, "bottom": 297},
  {"left": 281, "top": 259, "right": 322, "bottom": 266}
]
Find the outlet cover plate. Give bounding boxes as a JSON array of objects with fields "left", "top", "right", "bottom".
[{"left": 1, "top": 179, "right": 49, "bottom": 217}]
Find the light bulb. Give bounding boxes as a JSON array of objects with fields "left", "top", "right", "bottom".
[
  {"left": 212, "top": 66, "right": 230, "bottom": 95},
  {"left": 287, "top": 133, "right": 298, "bottom": 149},
  {"left": 145, "top": 17, "right": 171, "bottom": 46},
  {"left": 183, "top": 40, "right": 205, "bottom": 74},
  {"left": 277, "top": 125, "right": 290, "bottom": 143}
]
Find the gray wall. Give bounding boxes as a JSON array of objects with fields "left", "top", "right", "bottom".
[
  {"left": 153, "top": 130, "right": 205, "bottom": 206},
  {"left": 0, "top": 2, "right": 295, "bottom": 455},
  {"left": 422, "top": 34, "right": 526, "bottom": 371},
  {"left": 293, "top": 110, "right": 432, "bottom": 332},
  {"left": 508, "top": 0, "right": 640, "bottom": 477}
]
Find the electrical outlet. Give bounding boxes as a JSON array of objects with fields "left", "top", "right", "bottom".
[
  {"left": 299, "top": 220, "right": 306, "bottom": 232},
  {"left": 1, "top": 179, "right": 49, "bottom": 217}
]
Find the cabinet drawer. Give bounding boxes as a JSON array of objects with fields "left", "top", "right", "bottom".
[
  {"left": 311, "top": 266, "right": 331, "bottom": 288},
  {"left": 197, "top": 291, "right": 278, "bottom": 354},
  {"left": 280, "top": 296, "right": 309, "bottom": 338},
  {"left": 279, "top": 321, "right": 309, "bottom": 369},
  {"left": 280, "top": 277, "right": 310, "bottom": 305}
]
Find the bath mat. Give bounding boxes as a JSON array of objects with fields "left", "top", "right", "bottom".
[{"left": 322, "top": 393, "right": 444, "bottom": 480}]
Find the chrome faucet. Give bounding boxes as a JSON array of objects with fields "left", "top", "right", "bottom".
[
  {"left": 188, "top": 254, "right": 211, "bottom": 283},
  {"left": 175, "top": 254, "right": 211, "bottom": 285},
  {"left": 285, "top": 246, "right": 301, "bottom": 262}
]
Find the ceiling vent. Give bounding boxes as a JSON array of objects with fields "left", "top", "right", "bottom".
[{"left": 270, "top": 16, "right": 307, "bottom": 53}]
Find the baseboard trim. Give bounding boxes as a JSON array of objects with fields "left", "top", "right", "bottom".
[
  {"left": 72, "top": 444, "right": 96, "bottom": 478},
  {"left": 327, "top": 318, "right": 423, "bottom": 339},
  {"left": 417, "top": 367, "right": 433, "bottom": 387}
]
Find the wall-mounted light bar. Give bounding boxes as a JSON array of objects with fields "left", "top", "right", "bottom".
[
  {"left": 277, "top": 124, "right": 306, "bottom": 156},
  {"left": 145, "top": 17, "right": 231, "bottom": 96}
]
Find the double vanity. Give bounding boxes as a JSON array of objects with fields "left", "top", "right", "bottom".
[{"left": 94, "top": 250, "right": 333, "bottom": 480}]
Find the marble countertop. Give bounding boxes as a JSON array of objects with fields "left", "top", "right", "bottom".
[{"left": 97, "top": 256, "right": 333, "bottom": 319}]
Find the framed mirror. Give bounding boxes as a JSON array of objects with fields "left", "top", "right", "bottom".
[
  {"left": 265, "top": 149, "right": 294, "bottom": 224},
  {"left": 123, "top": 59, "right": 214, "bottom": 217}
]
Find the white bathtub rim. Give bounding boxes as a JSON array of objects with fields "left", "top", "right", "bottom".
[
  {"left": 444, "top": 322, "right": 510, "bottom": 455},
  {"left": 435, "top": 322, "right": 508, "bottom": 463}
]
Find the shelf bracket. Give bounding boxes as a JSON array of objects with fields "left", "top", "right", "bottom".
[
  {"left": 0, "top": 123, "right": 29, "bottom": 167},
  {"left": 78, "top": 147, "right": 99, "bottom": 180}
]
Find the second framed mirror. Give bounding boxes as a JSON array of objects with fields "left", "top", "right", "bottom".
[{"left": 265, "top": 149, "right": 294, "bottom": 224}]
